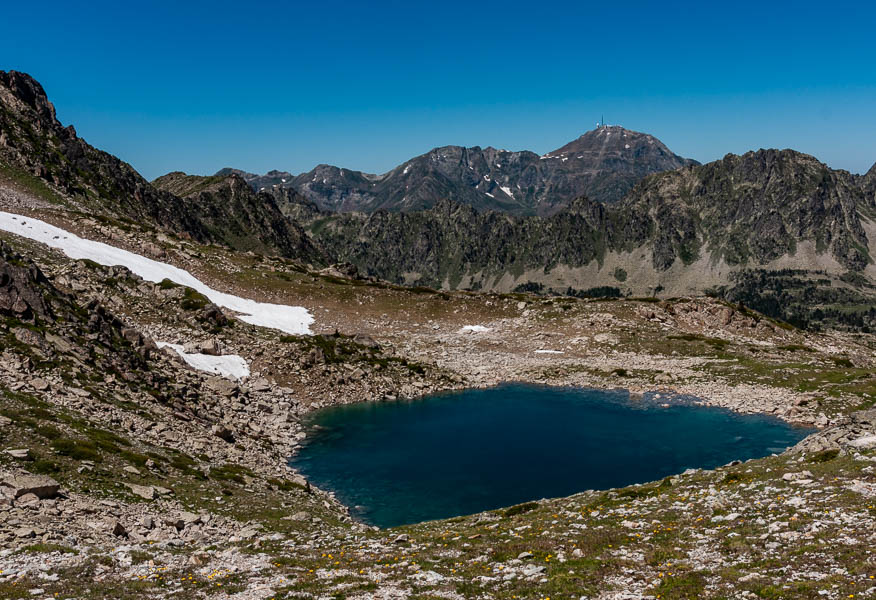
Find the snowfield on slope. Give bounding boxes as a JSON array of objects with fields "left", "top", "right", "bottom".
[
  {"left": 156, "top": 342, "right": 250, "bottom": 380},
  {"left": 459, "top": 325, "right": 491, "bottom": 333},
  {"left": 0, "top": 211, "right": 314, "bottom": 335}
]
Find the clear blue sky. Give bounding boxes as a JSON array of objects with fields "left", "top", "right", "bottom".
[{"left": 3, "top": 0, "right": 875, "bottom": 180}]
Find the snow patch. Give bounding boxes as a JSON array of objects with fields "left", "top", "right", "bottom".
[
  {"left": 459, "top": 325, "right": 491, "bottom": 333},
  {"left": 500, "top": 186, "right": 514, "bottom": 198},
  {"left": 157, "top": 342, "right": 249, "bottom": 380},
  {"left": 0, "top": 212, "right": 314, "bottom": 335},
  {"left": 535, "top": 350, "right": 564, "bottom": 354},
  {"left": 485, "top": 192, "right": 494, "bottom": 198}
]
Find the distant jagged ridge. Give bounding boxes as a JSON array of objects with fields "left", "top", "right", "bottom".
[
  {"left": 219, "top": 125, "right": 699, "bottom": 216},
  {"left": 296, "top": 148, "right": 873, "bottom": 289}
]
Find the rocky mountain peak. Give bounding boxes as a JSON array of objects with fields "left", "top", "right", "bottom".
[
  {"left": 233, "top": 128, "right": 699, "bottom": 215},
  {"left": 544, "top": 125, "right": 698, "bottom": 169},
  {"left": 0, "top": 70, "right": 57, "bottom": 125}
]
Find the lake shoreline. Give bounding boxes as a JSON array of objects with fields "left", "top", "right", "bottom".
[{"left": 290, "top": 383, "right": 814, "bottom": 528}]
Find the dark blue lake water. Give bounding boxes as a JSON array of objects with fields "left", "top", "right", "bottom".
[{"left": 289, "top": 384, "right": 812, "bottom": 528}]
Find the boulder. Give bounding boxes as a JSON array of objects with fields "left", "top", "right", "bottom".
[
  {"left": 782, "top": 471, "right": 814, "bottom": 482},
  {"left": 30, "top": 378, "right": 49, "bottom": 391},
  {"left": 13, "top": 527, "right": 36, "bottom": 538},
  {"left": 200, "top": 338, "right": 221, "bottom": 356},
  {"left": 206, "top": 377, "right": 238, "bottom": 398},
  {"left": 166, "top": 511, "right": 201, "bottom": 530},
  {"left": 211, "top": 424, "right": 235, "bottom": 443},
  {"left": 5, "top": 449, "right": 31, "bottom": 460},
  {"left": 111, "top": 520, "right": 128, "bottom": 537},
  {"left": 352, "top": 333, "right": 379, "bottom": 348},
  {"left": 1, "top": 474, "right": 60, "bottom": 499},
  {"left": 849, "top": 435, "right": 876, "bottom": 449},
  {"left": 124, "top": 483, "right": 156, "bottom": 500},
  {"left": 16, "top": 492, "right": 40, "bottom": 506}
]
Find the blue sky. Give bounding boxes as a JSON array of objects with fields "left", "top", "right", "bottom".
[{"left": 3, "top": 1, "right": 875, "bottom": 179}]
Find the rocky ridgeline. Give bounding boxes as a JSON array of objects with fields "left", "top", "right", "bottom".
[
  {"left": 0, "top": 71, "right": 322, "bottom": 265},
  {"left": 225, "top": 125, "right": 697, "bottom": 215},
  {"left": 299, "top": 148, "right": 873, "bottom": 297}
]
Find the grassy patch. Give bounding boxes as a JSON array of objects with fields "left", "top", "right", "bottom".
[{"left": 502, "top": 501, "right": 539, "bottom": 518}]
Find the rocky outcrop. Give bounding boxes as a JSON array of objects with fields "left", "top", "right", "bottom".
[
  {"left": 789, "top": 409, "right": 876, "bottom": 453},
  {"left": 627, "top": 149, "right": 870, "bottom": 271},
  {"left": 0, "top": 474, "right": 60, "bottom": 500},
  {"left": 0, "top": 71, "right": 209, "bottom": 239},
  {"left": 0, "top": 241, "right": 53, "bottom": 320}
]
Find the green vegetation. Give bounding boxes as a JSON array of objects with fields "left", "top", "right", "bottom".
[
  {"left": 502, "top": 501, "right": 539, "bottom": 517},
  {"left": 180, "top": 287, "right": 210, "bottom": 310}
]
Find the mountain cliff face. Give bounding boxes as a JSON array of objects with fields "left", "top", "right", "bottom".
[
  {"left": 226, "top": 126, "right": 698, "bottom": 215},
  {"left": 300, "top": 149, "right": 873, "bottom": 294},
  {"left": 862, "top": 162, "right": 876, "bottom": 209},
  {"left": 0, "top": 71, "right": 323, "bottom": 264}
]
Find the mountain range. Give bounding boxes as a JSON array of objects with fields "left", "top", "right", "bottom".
[
  {"left": 218, "top": 126, "right": 698, "bottom": 215},
  {"left": 2, "top": 70, "right": 875, "bottom": 330}
]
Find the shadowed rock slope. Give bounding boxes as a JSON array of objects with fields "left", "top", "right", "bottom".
[{"left": 151, "top": 171, "right": 326, "bottom": 264}]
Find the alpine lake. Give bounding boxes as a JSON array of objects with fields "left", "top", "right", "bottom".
[{"left": 289, "top": 383, "right": 813, "bottom": 528}]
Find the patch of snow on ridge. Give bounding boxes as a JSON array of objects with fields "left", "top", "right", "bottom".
[
  {"left": 500, "top": 186, "right": 513, "bottom": 198},
  {"left": 0, "top": 212, "right": 314, "bottom": 335},
  {"left": 534, "top": 349, "right": 564, "bottom": 354},
  {"left": 157, "top": 342, "right": 250, "bottom": 380},
  {"left": 459, "top": 325, "right": 490, "bottom": 333}
]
